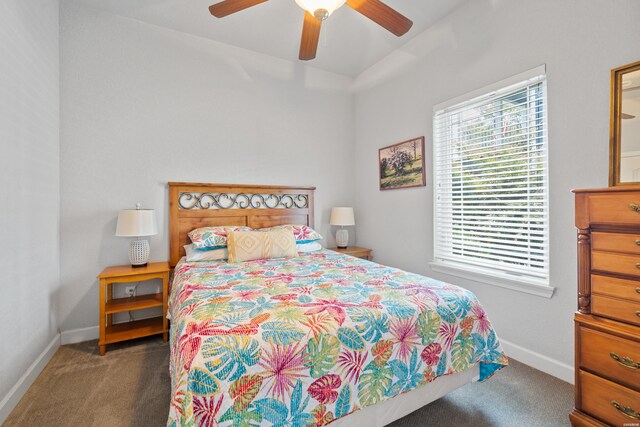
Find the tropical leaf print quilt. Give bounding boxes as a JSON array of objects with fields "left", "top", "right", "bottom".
[{"left": 167, "top": 250, "right": 508, "bottom": 426}]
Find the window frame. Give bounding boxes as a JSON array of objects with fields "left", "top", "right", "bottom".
[{"left": 429, "top": 65, "right": 554, "bottom": 298}]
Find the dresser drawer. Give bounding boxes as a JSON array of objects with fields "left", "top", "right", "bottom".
[
  {"left": 592, "top": 251, "right": 640, "bottom": 278},
  {"left": 580, "top": 327, "right": 640, "bottom": 389},
  {"left": 592, "top": 232, "right": 640, "bottom": 255},
  {"left": 588, "top": 192, "right": 640, "bottom": 225},
  {"left": 592, "top": 274, "right": 640, "bottom": 303},
  {"left": 592, "top": 294, "right": 640, "bottom": 326},
  {"left": 580, "top": 370, "right": 640, "bottom": 426}
]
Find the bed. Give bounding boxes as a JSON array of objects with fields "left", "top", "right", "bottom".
[{"left": 166, "top": 182, "right": 508, "bottom": 427}]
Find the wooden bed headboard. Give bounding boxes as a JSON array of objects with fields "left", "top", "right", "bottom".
[{"left": 168, "top": 182, "right": 316, "bottom": 267}]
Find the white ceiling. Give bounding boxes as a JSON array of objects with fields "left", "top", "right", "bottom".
[{"left": 69, "top": 0, "right": 468, "bottom": 76}]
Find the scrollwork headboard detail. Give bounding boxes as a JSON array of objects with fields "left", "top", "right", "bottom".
[
  {"left": 168, "top": 182, "right": 316, "bottom": 267},
  {"left": 178, "top": 192, "right": 310, "bottom": 210}
]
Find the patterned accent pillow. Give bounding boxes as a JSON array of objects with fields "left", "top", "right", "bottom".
[
  {"left": 227, "top": 229, "right": 298, "bottom": 263},
  {"left": 188, "top": 226, "right": 253, "bottom": 250},
  {"left": 258, "top": 224, "right": 322, "bottom": 243}
]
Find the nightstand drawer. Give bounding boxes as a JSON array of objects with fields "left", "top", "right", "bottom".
[
  {"left": 588, "top": 192, "right": 640, "bottom": 226},
  {"left": 592, "top": 232, "right": 640, "bottom": 255},
  {"left": 580, "top": 327, "right": 640, "bottom": 389},
  {"left": 580, "top": 370, "right": 640, "bottom": 426},
  {"left": 592, "top": 294, "right": 640, "bottom": 327},
  {"left": 592, "top": 274, "right": 640, "bottom": 303}
]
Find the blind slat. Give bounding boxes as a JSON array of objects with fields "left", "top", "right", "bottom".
[
  {"left": 436, "top": 239, "right": 548, "bottom": 255},
  {"left": 433, "top": 133, "right": 547, "bottom": 156},
  {"left": 433, "top": 120, "right": 548, "bottom": 142},
  {"left": 435, "top": 186, "right": 546, "bottom": 196},
  {"left": 436, "top": 217, "right": 547, "bottom": 228},
  {"left": 438, "top": 193, "right": 548, "bottom": 200},
  {"left": 435, "top": 227, "right": 546, "bottom": 239}
]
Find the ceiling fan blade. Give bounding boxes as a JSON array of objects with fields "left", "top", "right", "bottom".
[
  {"left": 299, "top": 12, "right": 322, "bottom": 61},
  {"left": 622, "top": 113, "right": 636, "bottom": 120},
  {"left": 346, "top": 0, "right": 413, "bottom": 36},
  {"left": 209, "top": 0, "right": 268, "bottom": 18}
]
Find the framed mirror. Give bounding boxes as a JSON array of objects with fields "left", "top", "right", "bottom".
[{"left": 610, "top": 60, "right": 640, "bottom": 186}]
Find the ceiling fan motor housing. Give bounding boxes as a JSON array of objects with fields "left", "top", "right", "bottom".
[{"left": 314, "top": 8, "right": 329, "bottom": 20}]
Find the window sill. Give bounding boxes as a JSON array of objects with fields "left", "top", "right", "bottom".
[{"left": 429, "top": 260, "right": 555, "bottom": 298}]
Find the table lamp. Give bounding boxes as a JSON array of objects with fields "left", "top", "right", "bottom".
[
  {"left": 330, "top": 207, "right": 355, "bottom": 249},
  {"left": 116, "top": 204, "right": 158, "bottom": 267}
]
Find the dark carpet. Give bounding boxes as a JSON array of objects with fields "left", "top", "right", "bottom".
[{"left": 3, "top": 337, "right": 573, "bottom": 426}]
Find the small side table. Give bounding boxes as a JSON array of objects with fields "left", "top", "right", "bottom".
[
  {"left": 97, "top": 262, "right": 170, "bottom": 355},
  {"left": 329, "top": 246, "right": 373, "bottom": 260}
]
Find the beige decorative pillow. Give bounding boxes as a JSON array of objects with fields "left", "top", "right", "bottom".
[{"left": 227, "top": 229, "right": 298, "bottom": 263}]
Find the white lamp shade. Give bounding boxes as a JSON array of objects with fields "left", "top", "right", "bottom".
[
  {"left": 330, "top": 207, "right": 355, "bottom": 226},
  {"left": 116, "top": 209, "right": 158, "bottom": 237}
]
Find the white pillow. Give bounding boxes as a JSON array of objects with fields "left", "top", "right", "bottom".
[
  {"left": 184, "top": 244, "right": 228, "bottom": 262},
  {"left": 296, "top": 241, "right": 323, "bottom": 253}
]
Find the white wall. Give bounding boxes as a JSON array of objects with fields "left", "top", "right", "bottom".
[
  {"left": 59, "top": 3, "right": 355, "bottom": 332},
  {"left": 0, "top": 0, "right": 60, "bottom": 412},
  {"left": 352, "top": 0, "right": 640, "bottom": 377}
]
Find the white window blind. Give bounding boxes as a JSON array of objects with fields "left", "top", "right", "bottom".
[{"left": 433, "top": 69, "right": 549, "bottom": 286}]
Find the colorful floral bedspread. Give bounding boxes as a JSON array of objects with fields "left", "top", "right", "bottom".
[{"left": 167, "top": 250, "right": 507, "bottom": 427}]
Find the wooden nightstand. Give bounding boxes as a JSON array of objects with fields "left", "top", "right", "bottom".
[
  {"left": 329, "top": 246, "right": 373, "bottom": 260},
  {"left": 97, "top": 262, "right": 170, "bottom": 355}
]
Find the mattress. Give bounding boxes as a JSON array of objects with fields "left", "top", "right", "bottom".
[{"left": 167, "top": 249, "right": 508, "bottom": 426}]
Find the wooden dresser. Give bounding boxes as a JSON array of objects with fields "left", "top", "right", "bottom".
[{"left": 571, "top": 187, "right": 640, "bottom": 426}]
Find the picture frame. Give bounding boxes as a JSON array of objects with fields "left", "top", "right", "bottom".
[{"left": 379, "top": 136, "right": 426, "bottom": 191}]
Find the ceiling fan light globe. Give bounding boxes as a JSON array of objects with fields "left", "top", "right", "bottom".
[{"left": 295, "top": 0, "right": 346, "bottom": 18}]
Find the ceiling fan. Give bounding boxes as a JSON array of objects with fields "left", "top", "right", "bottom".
[{"left": 208, "top": 0, "right": 413, "bottom": 61}]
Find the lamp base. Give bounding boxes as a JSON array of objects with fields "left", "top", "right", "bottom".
[
  {"left": 336, "top": 229, "right": 349, "bottom": 249},
  {"left": 129, "top": 239, "right": 150, "bottom": 268}
]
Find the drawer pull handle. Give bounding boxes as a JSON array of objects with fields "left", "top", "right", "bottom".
[
  {"left": 611, "top": 401, "right": 640, "bottom": 420},
  {"left": 630, "top": 203, "right": 640, "bottom": 213},
  {"left": 636, "top": 311, "right": 640, "bottom": 318},
  {"left": 636, "top": 287, "right": 640, "bottom": 294},
  {"left": 610, "top": 352, "right": 640, "bottom": 369}
]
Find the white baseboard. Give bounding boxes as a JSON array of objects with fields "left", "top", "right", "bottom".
[
  {"left": 0, "top": 333, "right": 60, "bottom": 425},
  {"left": 60, "top": 326, "right": 99, "bottom": 345},
  {"left": 500, "top": 338, "right": 574, "bottom": 384}
]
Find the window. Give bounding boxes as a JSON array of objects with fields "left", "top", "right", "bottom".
[{"left": 432, "top": 66, "right": 551, "bottom": 296}]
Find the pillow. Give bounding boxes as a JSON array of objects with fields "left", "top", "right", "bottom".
[
  {"left": 188, "top": 226, "right": 253, "bottom": 250},
  {"left": 184, "top": 244, "right": 227, "bottom": 262},
  {"left": 296, "top": 241, "right": 323, "bottom": 253},
  {"left": 258, "top": 224, "right": 322, "bottom": 243},
  {"left": 227, "top": 229, "right": 298, "bottom": 263}
]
